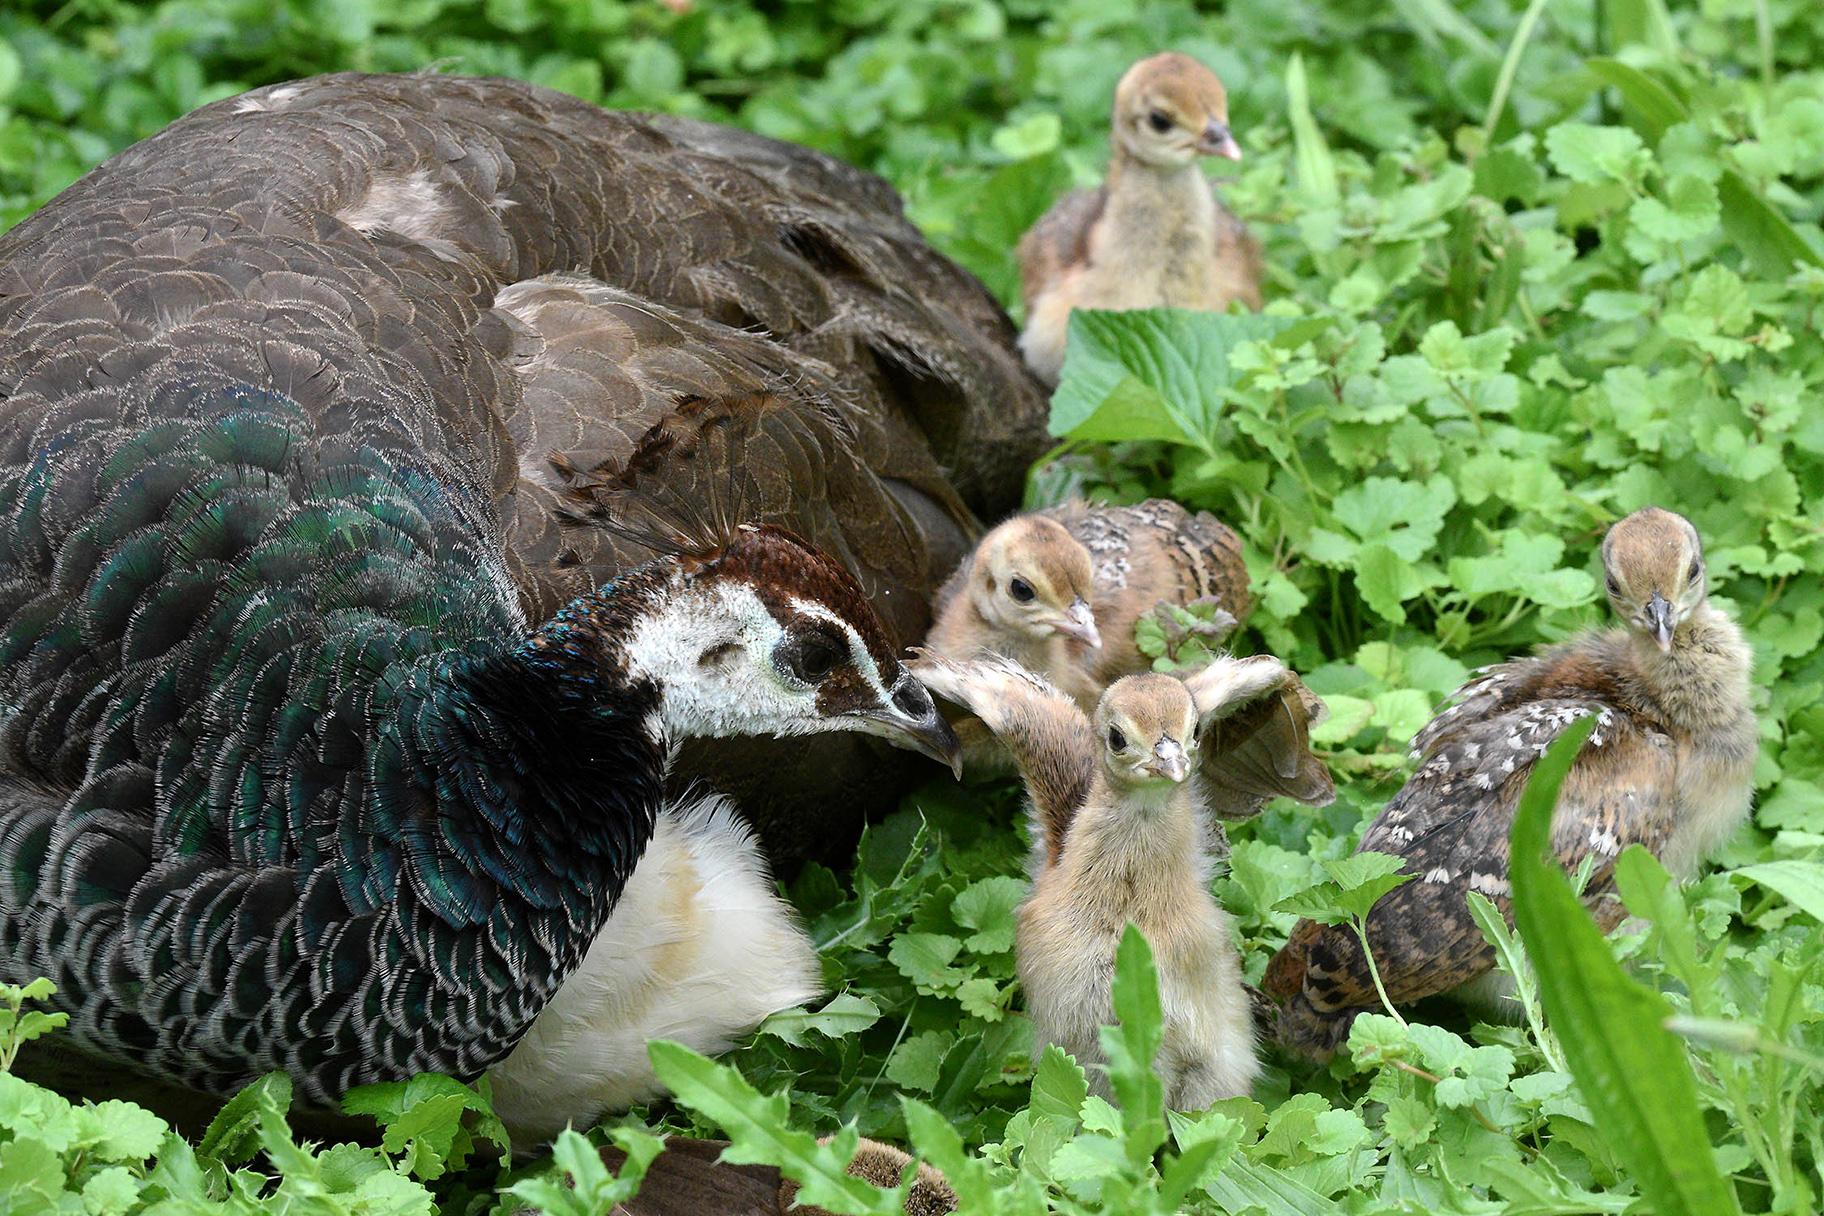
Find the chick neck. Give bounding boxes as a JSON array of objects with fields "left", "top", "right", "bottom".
[
  {"left": 1625, "top": 600, "right": 1754, "bottom": 733},
  {"left": 1099, "top": 143, "right": 1219, "bottom": 281},
  {"left": 1063, "top": 774, "right": 1206, "bottom": 888}
]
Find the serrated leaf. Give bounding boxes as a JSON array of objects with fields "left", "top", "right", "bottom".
[
  {"left": 759, "top": 992, "right": 882, "bottom": 1047},
  {"left": 951, "top": 876, "right": 1026, "bottom": 955},
  {"left": 649, "top": 1041, "right": 903, "bottom": 1214}
]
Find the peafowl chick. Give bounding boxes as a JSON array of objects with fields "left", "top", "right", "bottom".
[
  {"left": 1265, "top": 507, "right": 1756, "bottom": 1056},
  {"left": 925, "top": 514, "right": 1104, "bottom": 710},
  {"left": 929, "top": 499, "right": 1251, "bottom": 712},
  {"left": 1018, "top": 52, "right": 1263, "bottom": 384},
  {"left": 911, "top": 653, "right": 1273, "bottom": 1108}
]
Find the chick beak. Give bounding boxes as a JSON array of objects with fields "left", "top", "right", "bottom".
[
  {"left": 864, "top": 677, "right": 964, "bottom": 779},
  {"left": 1200, "top": 120, "right": 1242, "bottom": 160},
  {"left": 1146, "top": 738, "right": 1190, "bottom": 783},
  {"left": 1645, "top": 593, "right": 1676, "bottom": 652},
  {"left": 1052, "top": 598, "right": 1102, "bottom": 649}
]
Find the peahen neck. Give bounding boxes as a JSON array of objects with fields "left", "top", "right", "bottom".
[{"left": 375, "top": 567, "right": 676, "bottom": 937}]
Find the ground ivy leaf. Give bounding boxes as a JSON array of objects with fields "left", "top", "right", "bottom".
[
  {"left": 888, "top": 932, "right": 966, "bottom": 992},
  {"left": 951, "top": 876, "right": 1026, "bottom": 955},
  {"left": 886, "top": 1030, "right": 953, "bottom": 1093},
  {"left": 758, "top": 992, "right": 881, "bottom": 1047},
  {"left": 1545, "top": 122, "right": 1649, "bottom": 185}
]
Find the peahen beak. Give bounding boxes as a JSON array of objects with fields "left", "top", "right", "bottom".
[
  {"left": 866, "top": 677, "right": 964, "bottom": 779},
  {"left": 1645, "top": 593, "right": 1676, "bottom": 652}
]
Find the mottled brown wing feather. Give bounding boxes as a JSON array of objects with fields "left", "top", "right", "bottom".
[
  {"left": 1043, "top": 499, "right": 1251, "bottom": 684},
  {"left": 1269, "top": 702, "right": 1676, "bottom": 1053},
  {"left": 908, "top": 651, "right": 1096, "bottom": 865},
  {"left": 1015, "top": 187, "right": 1107, "bottom": 314}
]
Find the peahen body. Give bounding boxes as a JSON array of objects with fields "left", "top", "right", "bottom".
[
  {"left": 0, "top": 73, "right": 998, "bottom": 1124},
  {"left": 0, "top": 71, "right": 1045, "bottom": 866}
]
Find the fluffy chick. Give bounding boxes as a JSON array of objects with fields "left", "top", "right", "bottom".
[
  {"left": 1265, "top": 507, "right": 1756, "bottom": 1056},
  {"left": 929, "top": 500, "right": 1250, "bottom": 711},
  {"left": 1018, "top": 52, "right": 1263, "bottom": 384},
  {"left": 925, "top": 514, "right": 1104, "bottom": 710},
  {"left": 912, "top": 654, "right": 1263, "bottom": 1108}
]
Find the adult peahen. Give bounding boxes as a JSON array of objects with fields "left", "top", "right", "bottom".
[
  {"left": 0, "top": 73, "right": 1036, "bottom": 1129},
  {"left": 2, "top": 71, "right": 1044, "bottom": 865}
]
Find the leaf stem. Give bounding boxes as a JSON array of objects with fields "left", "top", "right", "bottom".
[{"left": 1351, "top": 917, "right": 1406, "bottom": 1028}]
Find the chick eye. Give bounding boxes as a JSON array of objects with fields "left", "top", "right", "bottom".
[
  {"left": 780, "top": 632, "right": 843, "bottom": 684},
  {"left": 1108, "top": 727, "right": 1128, "bottom": 752},
  {"left": 1009, "top": 577, "right": 1036, "bottom": 603},
  {"left": 1605, "top": 573, "right": 1620, "bottom": 595},
  {"left": 1147, "top": 109, "right": 1173, "bottom": 133},
  {"left": 1687, "top": 560, "right": 1702, "bottom": 585}
]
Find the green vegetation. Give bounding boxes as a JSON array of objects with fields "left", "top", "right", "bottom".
[{"left": 2, "top": 0, "right": 1823, "bottom": 1211}]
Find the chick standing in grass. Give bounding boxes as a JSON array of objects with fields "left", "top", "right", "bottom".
[
  {"left": 1265, "top": 507, "right": 1757, "bottom": 1055},
  {"left": 1018, "top": 52, "right": 1263, "bottom": 384},
  {"left": 911, "top": 652, "right": 1299, "bottom": 1108}
]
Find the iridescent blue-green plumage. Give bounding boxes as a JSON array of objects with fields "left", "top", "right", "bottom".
[{"left": 0, "top": 372, "right": 668, "bottom": 1098}]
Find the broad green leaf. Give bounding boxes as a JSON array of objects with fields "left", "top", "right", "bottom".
[
  {"left": 758, "top": 992, "right": 882, "bottom": 1046},
  {"left": 1508, "top": 717, "right": 1741, "bottom": 1216},
  {"left": 1049, "top": 310, "right": 1293, "bottom": 449},
  {"left": 1731, "top": 860, "right": 1824, "bottom": 923}
]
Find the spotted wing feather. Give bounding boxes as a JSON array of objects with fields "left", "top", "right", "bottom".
[{"left": 1266, "top": 697, "right": 1675, "bottom": 1054}]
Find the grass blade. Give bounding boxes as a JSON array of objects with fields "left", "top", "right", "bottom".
[
  {"left": 1285, "top": 53, "right": 1338, "bottom": 206},
  {"left": 1483, "top": 0, "right": 1552, "bottom": 143},
  {"left": 1508, "top": 717, "right": 1742, "bottom": 1216}
]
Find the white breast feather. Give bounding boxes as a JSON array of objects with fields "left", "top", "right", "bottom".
[{"left": 489, "top": 795, "right": 820, "bottom": 1143}]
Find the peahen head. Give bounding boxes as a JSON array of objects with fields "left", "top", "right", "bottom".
[{"left": 528, "top": 523, "right": 961, "bottom": 773}]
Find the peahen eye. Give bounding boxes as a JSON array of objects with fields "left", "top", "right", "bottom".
[
  {"left": 1108, "top": 726, "right": 1128, "bottom": 752},
  {"left": 1009, "top": 577, "right": 1036, "bottom": 603},
  {"left": 1605, "top": 573, "right": 1620, "bottom": 595},
  {"left": 1147, "top": 109, "right": 1173, "bottom": 133},
  {"left": 780, "top": 632, "right": 843, "bottom": 684},
  {"left": 1687, "top": 559, "right": 1702, "bottom": 584}
]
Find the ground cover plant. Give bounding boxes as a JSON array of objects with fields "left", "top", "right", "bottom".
[{"left": 0, "top": 0, "right": 1821, "bottom": 1212}]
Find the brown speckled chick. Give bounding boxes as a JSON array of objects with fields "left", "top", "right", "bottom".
[
  {"left": 1265, "top": 508, "right": 1756, "bottom": 1056},
  {"left": 929, "top": 499, "right": 1252, "bottom": 711},
  {"left": 1017, "top": 52, "right": 1263, "bottom": 384},
  {"left": 911, "top": 652, "right": 1299, "bottom": 1108}
]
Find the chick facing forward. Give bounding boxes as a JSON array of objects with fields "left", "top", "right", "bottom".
[
  {"left": 1018, "top": 52, "right": 1263, "bottom": 384},
  {"left": 912, "top": 653, "right": 1262, "bottom": 1108},
  {"left": 1265, "top": 507, "right": 1757, "bottom": 1056}
]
